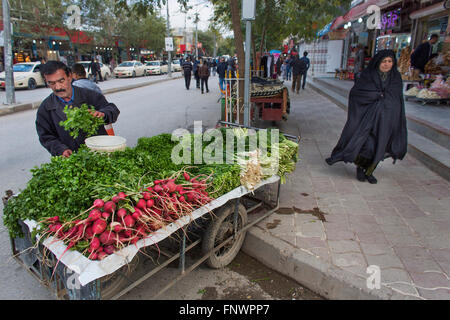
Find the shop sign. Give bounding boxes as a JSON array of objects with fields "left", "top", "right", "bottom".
[{"left": 380, "top": 9, "right": 401, "bottom": 31}]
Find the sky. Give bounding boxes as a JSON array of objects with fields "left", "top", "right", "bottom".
[{"left": 166, "top": 0, "right": 215, "bottom": 32}]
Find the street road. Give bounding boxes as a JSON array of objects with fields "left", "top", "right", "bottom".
[
  {"left": 0, "top": 72, "right": 182, "bottom": 106},
  {"left": 0, "top": 76, "right": 321, "bottom": 300}
]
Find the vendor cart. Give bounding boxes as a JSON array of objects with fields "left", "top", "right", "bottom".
[{"left": 6, "top": 130, "right": 299, "bottom": 300}]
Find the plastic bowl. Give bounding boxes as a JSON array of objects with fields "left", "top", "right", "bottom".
[{"left": 85, "top": 135, "right": 127, "bottom": 153}]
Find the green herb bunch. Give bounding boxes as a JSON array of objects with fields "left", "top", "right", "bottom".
[{"left": 59, "top": 104, "right": 105, "bottom": 139}]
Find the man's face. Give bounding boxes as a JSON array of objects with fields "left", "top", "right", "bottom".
[
  {"left": 44, "top": 69, "right": 73, "bottom": 100},
  {"left": 430, "top": 37, "right": 438, "bottom": 45}
]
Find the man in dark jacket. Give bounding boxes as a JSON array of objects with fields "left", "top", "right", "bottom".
[
  {"left": 182, "top": 58, "right": 193, "bottom": 90},
  {"left": 411, "top": 34, "right": 439, "bottom": 73},
  {"left": 88, "top": 58, "right": 99, "bottom": 83},
  {"left": 289, "top": 54, "right": 307, "bottom": 94},
  {"left": 193, "top": 58, "right": 200, "bottom": 88},
  {"left": 216, "top": 57, "right": 227, "bottom": 94},
  {"left": 299, "top": 51, "right": 310, "bottom": 89},
  {"left": 36, "top": 61, "right": 120, "bottom": 157}
]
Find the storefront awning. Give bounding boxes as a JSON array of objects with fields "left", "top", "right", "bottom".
[{"left": 409, "top": 1, "right": 446, "bottom": 20}]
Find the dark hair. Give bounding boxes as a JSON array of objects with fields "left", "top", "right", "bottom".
[
  {"left": 303, "top": 51, "right": 308, "bottom": 57},
  {"left": 430, "top": 34, "right": 439, "bottom": 40},
  {"left": 71, "top": 63, "right": 86, "bottom": 78},
  {"left": 41, "top": 60, "right": 71, "bottom": 78}
]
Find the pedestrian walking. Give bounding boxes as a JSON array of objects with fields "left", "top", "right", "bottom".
[
  {"left": 95, "top": 59, "right": 103, "bottom": 82},
  {"left": 88, "top": 58, "right": 99, "bottom": 83},
  {"left": 285, "top": 56, "right": 292, "bottom": 80},
  {"left": 193, "top": 58, "right": 200, "bottom": 89},
  {"left": 289, "top": 54, "right": 307, "bottom": 94},
  {"left": 198, "top": 59, "right": 210, "bottom": 94},
  {"left": 217, "top": 57, "right": 227, "bottom": 95},
  {"left": 281, "top": 60, "right": 287, "bottom": 80},
  {"left": 182, "top": 58, "right": 193, "bottom": 90},
  {"left": 325, "top": 49, "right": 407, "bottom": 184},
  {"left": 299, "top": 51, "right": 310, "bottom": 89}
]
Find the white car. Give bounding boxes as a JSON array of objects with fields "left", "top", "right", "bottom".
[
  {"left": 171, "top": 60, "right": 182, "bottom": 72},
  {"left": 113, "top": 61, "right": 146, "bottom": 78},
  {"left": 144, "top": 60, "right": 169, "bottom": 75},
  {"left": 77, "top": 61, "right": 111, "bottom": 81},
  {"left": 0, "top": 62, "right": 45, "bottom": 90}
]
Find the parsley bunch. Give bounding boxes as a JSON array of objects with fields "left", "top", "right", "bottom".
[{"left": 59, "top": 104, "right": 105, "bottom": 139}]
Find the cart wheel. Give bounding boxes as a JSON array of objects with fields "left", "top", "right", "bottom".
[
  {"left": 99, "top": 257, "right": 139, "bottom": 299},
  {"left": 202, "top": 202, "right": 248, "bottom": 269}
]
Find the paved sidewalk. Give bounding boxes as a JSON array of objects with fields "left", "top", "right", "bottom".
[{"left": 242, "top": 85, "right": 450, "bottom": 300}]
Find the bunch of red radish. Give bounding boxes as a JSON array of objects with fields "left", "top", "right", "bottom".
[{"left": 40, "top": 172, "right": 212, "bottom": 261}]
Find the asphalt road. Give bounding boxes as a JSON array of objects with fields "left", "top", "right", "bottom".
[{"left": 0, "top": 76, "right": 322, "bottom": 300}]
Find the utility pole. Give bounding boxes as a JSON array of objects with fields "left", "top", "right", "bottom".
[
  {"left": 194, "top": 11, "right": 199, "bottom": 59},
  {"left": 166, "top": 1, "right": 172, "bottom": 78},
  {"left": 2, "top": 0, "right": 16, "bottom": 105}
]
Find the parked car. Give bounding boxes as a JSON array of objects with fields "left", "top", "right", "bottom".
[
  {"left": 0, "top": 62, "right": 45, "bottom": 90},
  {"left": 144, "top": 60, "right": 168, "bottom": 75},
  {"left": 171, "top": 59, "right": 182, "bottom": 72},
  {"left": 113, "top": 61, "right": 146, "bottom": 78},
  {"left": 77, "top": 61, "right": 112, "bottom": 81}
]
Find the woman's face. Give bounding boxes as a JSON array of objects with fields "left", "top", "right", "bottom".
[{"left": 379, "top": 57, "right": 393, "bottom": 73}]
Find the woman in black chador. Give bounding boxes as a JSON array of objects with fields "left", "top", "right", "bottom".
[{"left": 325, "top": 49, "right": 407, "bottom": 184}]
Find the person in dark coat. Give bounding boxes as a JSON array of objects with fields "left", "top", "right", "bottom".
[
  {"left": 88, "top": 58, "right": 99, "bottom": 83},
  {"left": 36, "top": 61, "right": 120, "bottom": 157},
  {"left": 289, "top": 54, "right": 306, "bottom": 94},
  {"left": 193, "top": 58, "right": 200, "bottom": 89},
  {"left": 198, "top": 59, "right": 210, "bottom": 94},
  {"left": 182, "top": 58, "right": 193, "bottom": 90},
  {"left": 325, "top": 50, "right": 407, "bottom": 184},
  {"left": 217, "top": 57, "right": 227, "bottom": 94},
  {"left": 411, "top": 34, "right": 439, "bottom": 74}
]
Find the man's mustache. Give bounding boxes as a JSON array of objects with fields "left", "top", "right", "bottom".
[{"left": 55, "top": 89, "right": 66, "bottom": 93}]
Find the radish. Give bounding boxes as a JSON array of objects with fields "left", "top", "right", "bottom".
[
  {"left": 124, "top": 215, "right": 136, "bottom": 228},
  {"left": 102, "top": 212, "right": 111, "bottom": 220},
  {"left": 88, "top": 251, "right": 98, "bottom": 260},
  {"left": 88, "top": 209, "right": 102, "bottom": 221},
  {"left": 136, "top": 199, "right": 147, "bottom": 210},
  {"left": 97, "top": 251, "right": 108, "bottom": 260},
  {"left": 146, "top": 199, "right": 154, "bottom": 208},
  {"left": 154, "top": 180, "right": 162, "bottom": 184},
  {"left": 93, "top": 199, "right": 104, "bottom": 208},
  {"left": 179, "top": 196, "right": 186, "bottom": 202},
  {"left": 99, "top": 230, "right": 116, "bottom": 245},
  {"left": 112, "top": 196, "right": 120, "bottom": 203},
  {"left": 90, "top": 237, "right": 100, "bottom": 251},
  {"left": 146, "top": 187, "right": 153, "bottom": 192},
  {"left": 183, "top": 172, "right": 190, "bottom": 181},
  {"left": 117, "top": 192, "right": 127, "bottom": 200},
  {"left": 92, "top": 219, "right": 107, "bottom": 234},
  {"left": 117, "top": 208, "right": 127, "bottom": 219},
  {"left": 104, "top": 245, "right": 115, "bottom": 255},
  {"left": 136, "top": 224, "right": 147, "bottom": 237},
  {"left": 85, "top": 226, "right": 94, "bottom": 239},
  {"left": 142, "top": 192, "right": 151, "bottom": 200},
  {"left": 46, "top": 216, "right": 59, "bottom": 223},
  {"left": 132, "top": 208, "right": 142, "bottom": 220},
  {"left": 153, "top": 185, "right": 163, "bottom": 193},
  {"left": 104, "top": 201, "right": 116, "bottom": 213},
  {"left": 166, "top": 181, "right": 177, "bottom": 193},
  {"left": 123, "top": 229, "right": 133, "bottom": 237},
  {"left": 110, "top": 222, "right": 123, "bottom": 233}
]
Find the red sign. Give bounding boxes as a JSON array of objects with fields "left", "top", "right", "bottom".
[{"left": 180, "top": 44, "right": 186, "bottom": 52}]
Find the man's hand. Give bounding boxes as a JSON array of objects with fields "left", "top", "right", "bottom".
[
  {"left": 62, "top": 149, "right": 73, "bottom": 158},
  {"left": 88, "top": 110, "right": 105, "bottom": 119}
]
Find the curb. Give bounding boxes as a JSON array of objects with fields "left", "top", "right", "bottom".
[
  {"left": 0, "top": 75, "right": 182, "bottom": 118},
  {"left": 242, "top": 226, "right": 406, "bottom": 300}
]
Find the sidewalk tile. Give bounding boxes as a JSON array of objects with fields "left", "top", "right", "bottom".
[
  {"left": 331, "top": 252, "right": 366, "bottom": 268},
  {"left": 366, "top": 253, "right": 405, "bottom": 269},
  {"left": 360, "top": 243, "right": 394, "bottom": 256},
  {"left": 328, "top": 239, "right": 361, "bottom": 254},
  {"left": 400, "top": 257, "right": 443, "bottom": 274},
  {"left": 356, "top": 232, "right": 390, "bottom": 244}
]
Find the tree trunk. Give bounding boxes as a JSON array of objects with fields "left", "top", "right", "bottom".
[{"left": 229, "top": 0, "right": 245, "bottom": 124}]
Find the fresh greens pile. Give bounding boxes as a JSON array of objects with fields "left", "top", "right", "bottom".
[
  {"left": 59, "top": 104, "right": 105, "bottom": 138},
  {"left": 3, "top": 130, "right": 299, "bottom": 239}
]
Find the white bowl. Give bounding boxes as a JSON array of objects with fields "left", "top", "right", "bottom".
[{"left": 85, "top": 135, "right": 127, "bottom": 153}]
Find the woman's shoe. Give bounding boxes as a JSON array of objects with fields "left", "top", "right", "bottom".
[
  {"left": 357, "top": 167, "right": 366, "bottom": 182},
  {"left": 366, "top": 175, "right": 378, "bottom": 184}
]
